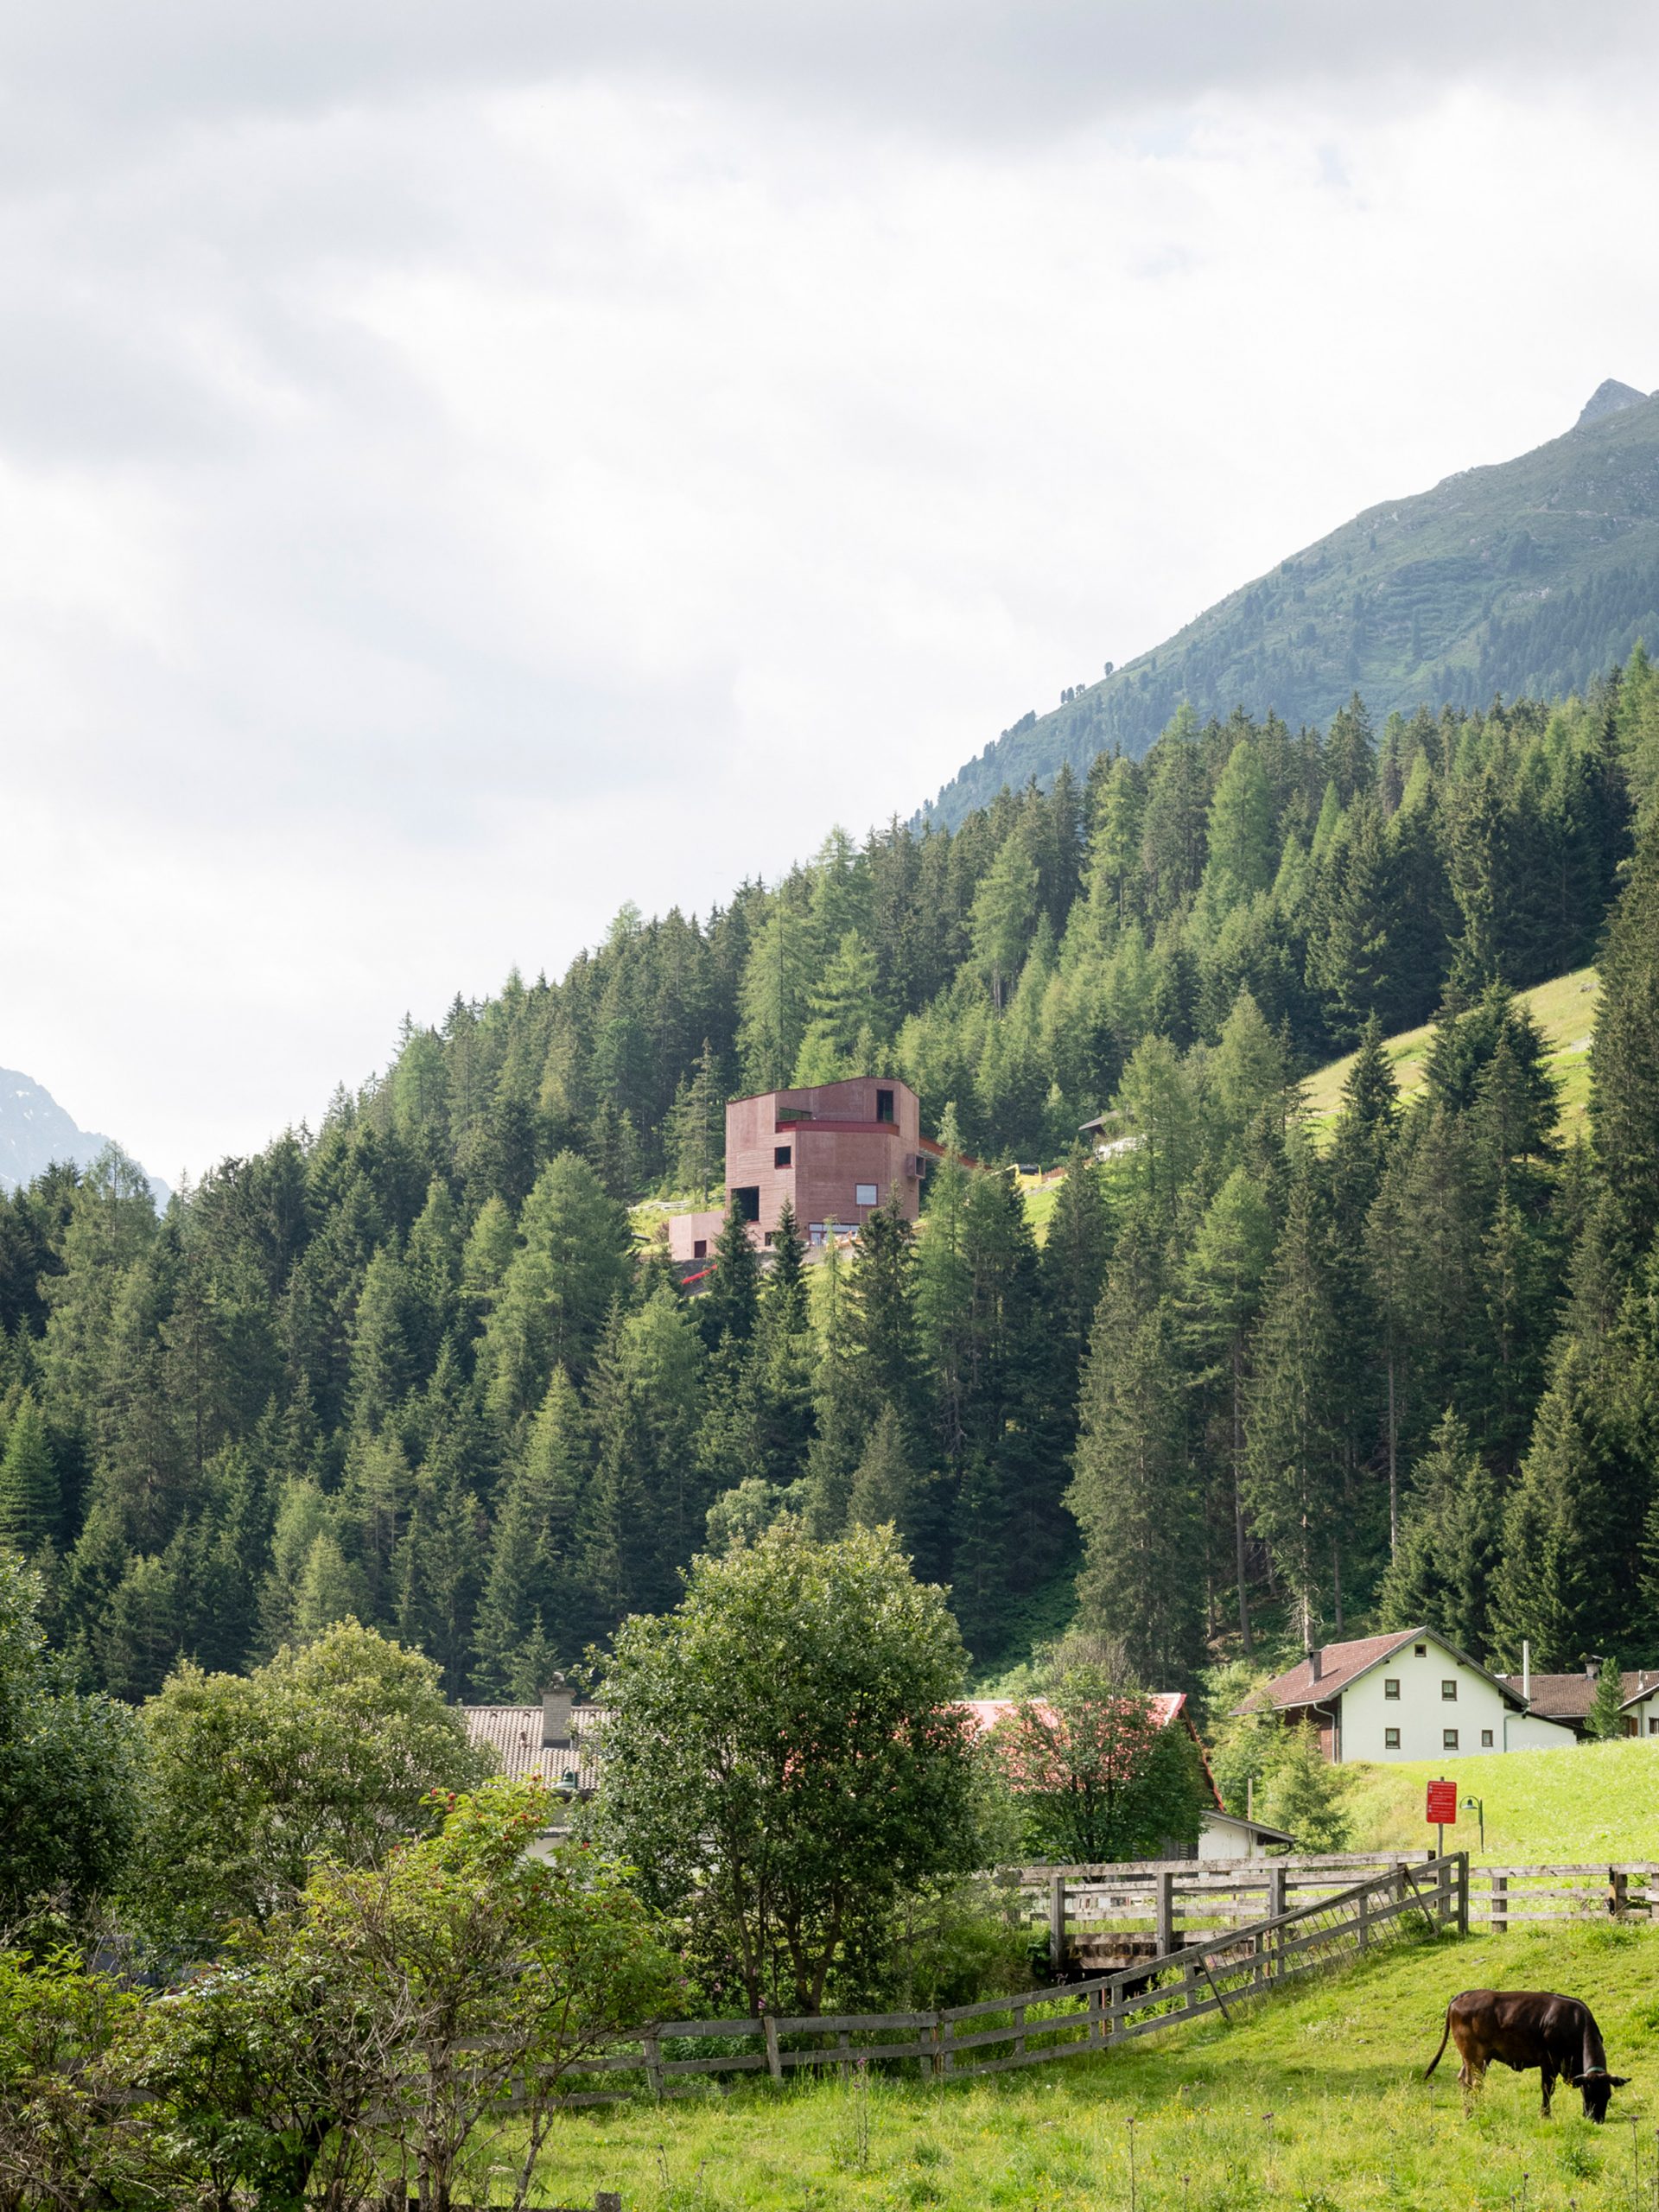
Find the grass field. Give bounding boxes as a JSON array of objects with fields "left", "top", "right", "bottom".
[
  {"left": 1301, "top": 968, "right": 1601, "bottom": 1140},
  {"left": 524, "top": 1922, "right": 1659, "bottom": 2210},
  {"left": 1344, "top": 1738, "right": 1659, "bottom": 1866}
]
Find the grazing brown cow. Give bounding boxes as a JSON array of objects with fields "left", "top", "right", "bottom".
[{"left": 1425, "top": 1990, "right": 1629, "bottom": 2120}]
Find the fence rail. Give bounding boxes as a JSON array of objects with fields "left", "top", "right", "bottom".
[
  {"left": 548, "top": 1853, "right": 1468, "bottom": 2107},
  {"left": 1002, "top": 1853, "right": 1659, "bottom": 1967}
]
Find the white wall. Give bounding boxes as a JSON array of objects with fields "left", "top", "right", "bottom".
[
  {"left": 1622, "top": 1689, "right": 1659, "bottom": 1738},
  {"left": 1198, "top": 1811, "right": 1275, "bottom": 1861},
  {"left": 1335, "top": 1639, "right": 1513, "bottom": 1763},
  {"left": 1505, "top": 1711, "right": 1579, "bottom": 1751}
]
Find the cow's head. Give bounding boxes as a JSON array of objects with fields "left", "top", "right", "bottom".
[{"left": 1570, "top": 2069, "right": 1630, "bottom": 2122}]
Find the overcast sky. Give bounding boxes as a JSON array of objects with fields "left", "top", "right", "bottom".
[{"left": 6, "top": 3, "right": 1659, "bottom": 1185}]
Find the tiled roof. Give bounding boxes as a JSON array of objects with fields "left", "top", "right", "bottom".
[
  {"left": 1245, "top": 1631, "right": 1421, "bottom": 1713},
  {"left": 961, "top": 1692, "right": 1187, "bottom": 1735},
  {"left": 1491, "top": 1669, "right": 1659, "bottom": 1722},
  {"left": 461, "top": 1704, "right": 604, "bottom": 1793}
]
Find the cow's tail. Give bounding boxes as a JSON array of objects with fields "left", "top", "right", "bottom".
[{"left": 1424, "top": 2007, "right": 1453, "bottom": 2081}]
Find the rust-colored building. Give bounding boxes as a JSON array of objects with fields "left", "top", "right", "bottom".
[{"left": 668, "top": 1077, "right": 926, "bottom": 1263}]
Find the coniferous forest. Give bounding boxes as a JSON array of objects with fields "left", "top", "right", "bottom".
[{"left": 3, "top": 654, "right": 1659, "bottom": 1700}]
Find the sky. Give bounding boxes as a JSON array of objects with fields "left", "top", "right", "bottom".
[{"left": 5, "top": 3, "right": 1659, "bottom": 1185}]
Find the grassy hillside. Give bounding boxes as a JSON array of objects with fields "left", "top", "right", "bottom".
[
  {"left": 527, "top": 1922, "right": 1659, "bottom": 2209},
  {"left": 928, "top": 388, "right": 1659, "bottom": 824},
  {"left": 1302, "top": 967, "right": 1601, "bottom": 1138},
  {"left": 1346, "top": 1738, "right": 1659, "bottom": 1865}
]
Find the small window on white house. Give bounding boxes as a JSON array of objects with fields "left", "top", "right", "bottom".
[
  {"left": 1414, "top": 1643, "right": 1427, "bottom": 1656},
  {"left": 1441, "top": 1680, "right": 1458, "bottom": 1700},
  {"left": 1481, "top": 1729, "right": 1494, "bottom": 1747},
  {"left": 1384, "top": 1727, "right": 1401, "bottom": 1749},
  {"left": 1650, "top": 1719, "right": 1659, "bottom": 1736},
  {"left": 855, "top": 1183, "right": 879, "bottom": 1207},
  {"left": 1383, "top": 1678, "right": 1400, "bottom": 1700},
  {"left": 1443, "top": 1729, "right": 1459, "bottom": 1751}
]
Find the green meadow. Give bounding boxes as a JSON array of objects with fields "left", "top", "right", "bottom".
[
  {"left": 1345, "top": 1738, "right": 1659, "bottom": 1866},
  {"left": 521, "top": 1922, "right": 1659, "bottom": 2211}
]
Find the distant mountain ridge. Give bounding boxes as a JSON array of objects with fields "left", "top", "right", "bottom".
[
  {"left": 925, "top": 382, "right": 1659, "bottom": 826},
  {"left": 0, "top": 1069, "right": 167, "bottom": 1202}
]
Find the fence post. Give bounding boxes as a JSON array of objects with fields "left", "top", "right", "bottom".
[
  {"left": 643, "top": 2031, "right": 664, "bottom": 2100},
  {"left": 1109, "top": 1970, "right": 1126, "bottom": 2044},
  {"left": 1611, "top": 1868, "right": 1629, "bottom": 1922},
  {"left": 1156, "top": 1869, "right": 1176, "bottom": 1957},
  {"left": 1267, "top": 1865, "right": 1286, "bottom": 1980},
  {"left": 1492, "top": 1872, "right": 1507, "bottom": 1933},
  {"left": 1357, "top": 1884, "right": 1370, "bottom": 1954},
  {"left": 1457, "top": 1853, "right": 1469, "bottom": 1939},
  {"left": 1014, "top": 2002, "right": 1027, "bottom": 2060},
  {"left": 1435, "top": 1854, "right": 1451, "bottom": 1930},
  {"left": 1050, "top": 1875, "right": 1067, "bottom": 1972},
  {"left": 764, "top": 2014, "right": 782, "bottom": 2083}
]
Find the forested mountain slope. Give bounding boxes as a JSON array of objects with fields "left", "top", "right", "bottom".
[
  {"left": 927, "top": 382, "right": 1659, "bottom": 826},
  {"left": 3, "top": 656, "right": 1659, "bottom": 1711}
]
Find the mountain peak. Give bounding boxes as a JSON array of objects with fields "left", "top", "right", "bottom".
[{"left": 1576, "top": 378, "right": 1651, "bottom": 428}]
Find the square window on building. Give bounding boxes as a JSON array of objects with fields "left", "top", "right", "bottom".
[
  {"left": 808, "top": 1223, "right": 827, "bottom": 1245},
  {"left": 1443, "top": 1729, "right": 1459, "bottom": 1751},
  {"left": 1384, "top": 1727, "right": 1401, "bottom": 1749},
  {"left": 763, "top": 1231, "right": 775, "bottom": 1247},
  {"left": 774, "top": 1145, "right": 791, "bottom": 1168},
  {"left": 1650, "top": 1719, "right": 1659, "bottom": 1736},
  {"left": 1481, "top": 1729, "right": 1494, "bottom": 1747},
  {"left": 733, "top": 1185, "right": 760, "bottom": 1223},
  {"left": 1441, "top": 1680, "right": 1457, "bottom": 1700},
  {"left": 876, "top": 1088, "right": 895, "bottom": 1123},
  {"left": 855, "top": 1183, "right": 879, "bottom": 1207},
  {"left": 1414, "top": 1643, "right": 1427, "bottom": 1656},
  {"left": 1383, "top": 1678, "right": 1400, "bottom": 1700},
  {"left": 692, "top": 1239, "right": 707, "bottom": 1259}
]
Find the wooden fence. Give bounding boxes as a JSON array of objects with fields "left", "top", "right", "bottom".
[
  {"left": 551, "top": 1853, "right": 1467, "bottom": 2107},
  {"left": 1002, "top": 1853, "right": 1659, "bottom": 1968}
]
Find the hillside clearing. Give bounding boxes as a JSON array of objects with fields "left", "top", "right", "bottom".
[
  {"left": 524, "top": 1923, "right": 1659, "bottom": 2210},
  {"left": 1301, "top": 966, "right": 1601, "bottom": 1137},
  {"left": 1345, "top": 1736, "right": 1659, "bottom": 1864}
]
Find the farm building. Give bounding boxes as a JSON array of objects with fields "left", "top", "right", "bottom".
[
  {"left": 1490, "top": 1662, "right": 1659, "bottom": 1740},
  {"left": 463, "top": 1683, "right": 1295, "bottom": 1859},
  {"left": 963, "top": 1694, "right": 1294, "bottom": 1860},
  {"left": 1243, "top": 1627, "right": 1577, "bottom": 1763},
  {"left": 667, "top": 1077, "right": 934, "bottom": 1263}
]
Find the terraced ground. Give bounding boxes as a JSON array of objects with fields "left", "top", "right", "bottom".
[{"left": 524, "top": 1919, "right": 1659, "bottom": 2210}]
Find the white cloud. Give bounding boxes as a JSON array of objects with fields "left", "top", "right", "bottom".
[{"left": 2, "top": 16, "right": 1657, "bottom": 1179}]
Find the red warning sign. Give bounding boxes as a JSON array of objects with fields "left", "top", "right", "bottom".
[{"left": 1426, "top": 1779, "right": 1458, "bottom": 1826}]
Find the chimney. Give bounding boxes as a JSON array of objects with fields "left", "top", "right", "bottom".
[
  {"left": 1522, "top": 1639, "right": 1530, "bottom": 1701},
  {"left": 542, "top": 1674, "right": 575, "bottom": 1750},
  {"left": 1306, "top": 1645, "right": 1322, "bottom": 1683}
]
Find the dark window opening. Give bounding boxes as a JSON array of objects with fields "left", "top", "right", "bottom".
[
  {"left": 1443, "top": 1729, "right": 1459, "bottom": 1751},
  {"left": 1414, "top": 1643, "right": 1427, "bottom": 1656},
  {"left": 733, "top": 1185, "right": 760, "bottom": 1224},
  {"left": 774, "top": 1145, "right": 791, "bottom": 1167},
  {"left": 1481, "top": 1729, "right": 1494, "bottom": 1747},
  {"left": 763, "top": 1230, "right": 776, "bottom": 1247},
  {"left": 692, "top": 1239, "right": 707, "bottom": 1260},
  {"left": 875, "top": 1087, "right": 895, "bottom": 1123}
]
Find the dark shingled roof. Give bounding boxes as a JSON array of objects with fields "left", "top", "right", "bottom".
[
  {"left": 1243, "top": 1628, "right": 1527, "bottom": 1716},
  {"left": 1491, "top": 1669, "right": 1659, "bottom": 1723}
]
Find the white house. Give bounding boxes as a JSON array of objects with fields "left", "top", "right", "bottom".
[{"left": 1243, "top": 1627, "right": 1578, "bottom": 1764}]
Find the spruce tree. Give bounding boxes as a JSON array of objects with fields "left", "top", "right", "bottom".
[
  {"left": 1375, "top": 1410, "right": 1501, "bottom": 1656},
  {"left": 1584, "top": 1652, "right": 1626, "bottom": 1742},
  {"left": 1591, "top": 823, "right": 1659, "bottom": 1255},
  {"left": 1245, "top": 1169, "right": 1345, "bottom": 1637},
  {"left": 701, "top": 1200, "right": 761, "bottom": 1351},
  {"left": 474, "top": 1363, "right": 589, "bottom": 1689},
  {"left": 1181, "top": 1168, "right": 1274, "bottom": 1651},
  {"left": 1067, "top": 1222, "right": 1204, "bottom": 1688},
  {"left": 0, "top": 1390, "right": 58, "bottom": 1556}
]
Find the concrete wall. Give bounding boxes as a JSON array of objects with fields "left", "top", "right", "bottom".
[
  {"left": 1336, "top": 1641, "right": 1513, "bottom": 1762},
  {"left": 1505, "top": 1711, "right": 1580, "bottom": 1751}
]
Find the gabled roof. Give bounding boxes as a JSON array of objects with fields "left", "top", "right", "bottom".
[
  {"left": 460, "top": 1704, "right": 604, "bottom": 1793},
  {"left": 1242, "top": 1627, "right": 1528, "bottom": 1716},
  {"left": 1491, "top": 1669, "right": 1659, "bottom": 1723},
  {"left": 964, "top": 1691, "right": 1224, "bottom": 1811}
]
